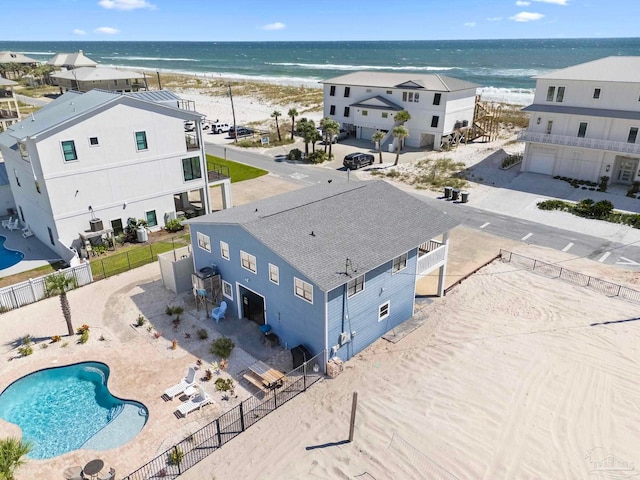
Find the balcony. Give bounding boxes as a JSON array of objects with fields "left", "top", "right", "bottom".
[
  {"left": 517, "top": 131, "right": 640, "bottom": 155},
  {"left": 0, "top": 108, "right": 19, "bottom": 120},
  {"left": 207, "top": 162, "right": 230, "bottom": 183},
  {"left": 417, "top": 240, "right": 446, "bottom": 274},
  {"left": 185, "top": 133, "right": 200, "bottom": 151}
]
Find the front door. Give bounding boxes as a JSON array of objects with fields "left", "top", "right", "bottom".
[{"left": 616, "top": 158, "right": 639, "bottom": 184}]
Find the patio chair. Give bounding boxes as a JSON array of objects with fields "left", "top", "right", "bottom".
[
  {"left": 177, "top": 384, "right": 212, "bottom": 417},
  {"left": 21, "top": 226, "right": 33, "bottom": 238},
  {"left": 6, "top": 218, "right": 20, "bottom": 231},
  {"left": 1, "top": 216, "right": 13, "bottom": 228},
  {"left": 163, "top": 366, "right": 196, "bottom": 400},
  {"left": 211, "top": 301, "right": 227, "bottom": 324},
  {"left": 97, "top": 467, "right": 116, "bottom": 480}
]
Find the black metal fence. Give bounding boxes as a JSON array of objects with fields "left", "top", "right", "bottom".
[
  {"left": 122, "top": 354, "right": 324, "bottom": 480},
  {"left": 500, "top": 249, "right": 640, "bottom": 304}
]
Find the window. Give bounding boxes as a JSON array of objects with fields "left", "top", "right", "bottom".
[
  {"left": 61, "top": 140, "right": 77, "bottom": 161},
  {"left": 222, "top": 280, "right": 233, "bottom": 300},
  {"left": 269, "top": 263, "right": 279, "bottom": 284},
  {"left": 362, "top": 110, "right": 368, "bottom": 116},
  {"left": 392, "top": 253, "right": 407, "bottom": 273},
  {"left": 294, "top": 277, "right": 313, "bottom": 303},
  {"left": 344, "top": 106, "right": 350, "bottom": 117},
  {"left": 145, "top": 210, "right": 157, "bottom": 227},
  {"left": 344, "top": 87, "right": 350, "bottom": 97},
  {"left": 197, "top": 232, "right": 211, "bottom": 252},
  {"left": 546, "top": 120, "right": 553, "bottom": 135},
  {"left": 329, "top": 85, "right": 336, "bottom": 96},
  {"left": 240, "top": 250, "right": 256, "bottom": 273},
  {"left": 182, "top": 156, "right": 202, "bottom": 181},
  {"left": 556, "top": 86, "right": 565, "bottom": 102},
  {"left": 13, "top": 169, "right": 20, "bottom": 187},
  {"left": 546, "top": 86, "right": 556, "bottom": 102},
  {"left": 431, "top": 116, "right": 439, "bottom": 128},
  {"left": 386, "top": 90, "right": 392, "bottom": 94},
  {"left": 366, "top": 88, "right": 372, "bottom": 93},
  {"left": 433, "top": 93, "right": 441, "bottom": 105},
  {"left": 402, "top": 91, "right": 415, "bottom": 102},
  {"left": 89, "top": 137, "right": 99, "bottom": 146},
  {"left": 378, "top": 301, "right": 390, "bottom": 321},
  {"left": 111, "top": 219, "right": 123, "bottom": 235},
  {"left": 135, "top": 131, "right": 148, "bottom": 151},
  {"left": 593, "top": 88, "right": 601, "bottom": 99},
  {"left": 577, "top": 122, "right": 588, "bottom": 138},
  {"left": 330, "top": 105, "right": 336, "bottom": 115},
  {"left": 382, "top": 112, "right": 388, "bottom": 118},
  {"left": 18, "top": 142, "right": 28, "bottom": 159},
  {"left": 628, "top": 127, "right": 639, "bottom": 144},
  {"left": 347, "top": 274, "right": 365, "bottom": 297},
  {"left": 220, "top": 241, "right": 229, "bottom": 260},
  {"left": 47, "top": 227, "right": 55, "bottom": 246}
]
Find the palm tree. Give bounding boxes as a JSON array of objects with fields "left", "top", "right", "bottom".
[
  {"left": 372, "top": 130, "right": 385, "bottom": 164},
  {"left": 288, "top": 108, "right": 298, "bottom": 140},
  {"left": 45, "top": 273, "right": 77, "bottom": 336},
  {"left": 392, "top": 126, "right": 409, "bottom": 166},
  {"left": 320, "top": 117, "right": 340, "bottom": 160},
  {"left": 395, "top": 110, "right": 411, "bottom": 124},
  {"left": 296, "top": 118, "right": 316, "bottom": 158},
  {"left": 0, "top": 437, "right": 32, "bottom": 480},
  {"left": 271, "top": 110, "right": 282, "bottom": 142}
]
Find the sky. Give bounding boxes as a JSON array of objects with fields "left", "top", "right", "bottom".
[{"left": 2, "top": 0, "right": 639, "bottom": 41}]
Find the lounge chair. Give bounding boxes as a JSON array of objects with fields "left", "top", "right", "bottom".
[
  {"left": 211, "top": 301, "right": 227, "bottom": 324},
  {"left": 163, "top": 366, "right": 196, "bottom": 400},
  {"left": 21, "top": 226, "right": 33, "bottom": 238},
  {"left": 6, "top": 219, "right": 20, "bottom": 231},
  {"left": 177, "top": 384, "right": 212, "bottom": 417},
  {"left": 1, "top": 216, "right": 13, "bottom": 228}
]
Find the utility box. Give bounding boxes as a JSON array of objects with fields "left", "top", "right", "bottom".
[
  {"left": 89, "top": 219, "right": 103, "bottom": 232},
  {"left": 136, "top": 227, "right": 148, "bottom": 242}
]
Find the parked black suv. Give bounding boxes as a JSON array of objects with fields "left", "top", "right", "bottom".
[
  {"left": 343, "top": 152, "right": 374, "bottom": 169},
  {"left": 229, "top": 127, "right": 254, "bottom": 138}
]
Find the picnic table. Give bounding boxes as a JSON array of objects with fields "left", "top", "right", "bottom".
[{"left": 249, "top": 360, "right": 284, "bottom": 388}]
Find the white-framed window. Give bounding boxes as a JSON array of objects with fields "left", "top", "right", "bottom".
[
  {"left": 220, "top": 241, "right": 229, "bottom": 260},
  {"left": 577, "top": 122, "right": 588, "bottom": 138},
  {"left": 546, "top": 85, "right": 565, "bottom": 103},
  {"left": 269, "top": 263, "right": 279, "bottom": 285},
  {"left": 197, "top": 232, "right": 211, "bottom": 252},
  {"left": 378, "top": 301, "right": 390, "bottom": 321},
  {"left": 347, "top": 274, "right": 365, "bottom": 297},
  {"left": 392, "top": 253, "right": 407, "bottom": 273},
  {"left": 240, "top": 250, "right": 257, "bottom": 273},
  {"left": 135, "top": 131, "right": 148, "bottom": 151},
  {"left": 61, "top": 140, "right": 78, "bottom": 161},
  {"left": 628, "top": 127, "right": 639, "bottom": 144},
  {"left": 294, "top": 277, "right": 313, "bottom": 304},
  {"left": 222, "top": 280, "right": 233, "bottom": 300}
]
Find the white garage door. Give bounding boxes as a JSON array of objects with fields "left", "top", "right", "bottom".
[{"left": 528, "top": 153, "right": 555, "bottom": 175}]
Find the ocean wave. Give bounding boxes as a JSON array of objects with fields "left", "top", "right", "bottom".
[
  {"left": 478, "top": 86, "right": 534, "bottom": 106},
  {"left": 20, "top": 51, "right": 55, "bottom": 55},
  {"left": 265, "top": 62, "right": 457, "bottom": 72},
  {"left": 101, "top": 56, "right": 201, "bottom": 62},
  {"left": 464, "top": 67, "right": 551, "bottom": 78}
]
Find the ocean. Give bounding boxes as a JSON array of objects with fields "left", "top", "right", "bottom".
[{"left": 1, "top": 38, "right": 639, "bottom": 105}]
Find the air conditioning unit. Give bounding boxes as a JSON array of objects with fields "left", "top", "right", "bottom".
[
  {"left": 89, "top": 218, "right": 103, "bottom": 232},
  {"left": 339, "top": 332, "right": 350, "bottom": 345}
]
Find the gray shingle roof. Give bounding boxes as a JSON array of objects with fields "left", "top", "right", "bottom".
[
  {"left": 350, "top": 95, "right": 403, "bottom": 111},
  {"left": 47, "top": 51, "right": 97, "bottom": 68},
  {"left": 0, "top": 52, "right": 39, "bottom": 64},
  {"left": 188, "top": 180, "right": 458, "bottom": 291},
  {"left": 321, "top": 72, "right": 480, "bottom": 92},
  {"left": 535, "top": 56, "right": 640, "bottom": 82},
  {"left": 523, "top": 103, "right": 640, "bottom": 121}
]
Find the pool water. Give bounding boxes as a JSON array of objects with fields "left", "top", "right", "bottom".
[
  {"left": 0, "top": 236, "right": 23, "bottom": 270},
  {"left": 0, "top": 361, "right": 148, "bottom": 459}
]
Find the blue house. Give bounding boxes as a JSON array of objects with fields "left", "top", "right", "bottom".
[{"left": 187, "top": 180, "right": 458, "bottom": 368}]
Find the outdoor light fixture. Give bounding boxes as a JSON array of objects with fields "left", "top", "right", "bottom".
[{"left": 606, "top": 165, "right": 611, "bottom": 172}]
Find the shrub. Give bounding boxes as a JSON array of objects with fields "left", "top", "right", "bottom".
[
  {"left": 50, "top": 335, "right": 62, "bottom": 343},
  {"left": 168, "top": 447, "right": 184, "bottom": 466},
  {"left": 18, "top": 337, "right": 33, "bottom": 356},
  {"left": 537, "top": 200, "right": 571, "bottom": 211},
  {"left": 307, "top": 151, "right": 327, "bottom": 164},
  {"left": 287, "top": 148, "right": 302, "bottom": 161},
  {"left": 210, "top": 337, "right": 235, "bottom": 358},
  {"left": 599, "top": 175, "right": 610, "bottom": 192},
  {"left": 135, "top": 315, "right": 146, "bottom": 327},
  {"left": 197, "top": 328, "right": 209, "bottom": 340},
  {"left": 591, "top": 200, "right": 614, "bottom": 218},
  {"left": 76, "top": 324, "right": 90, "bottom": 334},
  {"left": 500, "top": 152, "right": 523, "bottom": 169},
  {"left": 165, "top": 218, "right": 184, "bottom": 233},
  {"left": 79, "top": 330, "right": 89, "bottom": 344},
  {"left": 214, "top": 377, "right": 234, "bottom": 392}
]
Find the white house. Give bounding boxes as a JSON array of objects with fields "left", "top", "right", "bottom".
[
  {"left": 519, "top": 56, "right": 640, "bottom": 185},
  {"left": 51, "top": 67, "right": 146, "bottom": 93},
  {"left": 0, "top": 77, "right": 21, "bottom": 133},
  {"left": 47, "top": 50, "right": 98, "bottom": 70},
  {"left": 321, "top": 72, "right": 479, "bottom": 150},
  {"left": 0, "top": 89, "right": 231, "bottom": 262}
]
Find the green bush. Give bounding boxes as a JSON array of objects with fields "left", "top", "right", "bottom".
[
  {"left": 18, "top": 337, "right": 33, "bottom": 356},
  {"left": 536, "top": 200, "right": 571, "bottom": 211},
  {"left": 210, "top": 337, "right": 235, "bottom": 358},
  {"left": 197, "top": 328, "right": 209, "bottom": 340},
  {"left": 287, "top": 148, "right": 302, "bottom": 161},
  {"left": 79, "top": 330, "right": 89, "bottom": 344},
  {"left": 168, "top": 447, "right": 184, "bottom": 465},
  {"left": 165, "top": 218, "right": 184, "bottom": 233},
  {"left": 135, "top": 315, "right": 146, "bottom": 327},
  {"left": 500, "top": 153, "right": 523, "bottom": 169},
  {"left": 214, "top": 377, "right": 234, "bottom": 392},
  {"left": 307, "top": 151, "right": 327, "bottom": 163}
]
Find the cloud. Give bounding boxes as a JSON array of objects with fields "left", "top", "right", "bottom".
[
  {"left": 73, "top": 29, "right": 87, "bottom": 35},
  {"left": 510, "top": 11, "right": 544, "bottom": 22},
  {"left": 533, "top": 0, "right": 568, "bottom": 4},
  {"left": 464, "top": 22, "right": 476, "bottom": 27},
  {"left": 94, "top": 26, "right": 120, "bottom": 34},
  {"left": 516, "top": 0, "right": 530, "bottom": 5},
  {"left": 98, "top": 0, "right": 156, "bottom": 10},
  {"left": 487, "top": 16, "right": 503, "bottom": 21},
  {"left": 262, "top": 22, "right": 286, "bottom": 31}
]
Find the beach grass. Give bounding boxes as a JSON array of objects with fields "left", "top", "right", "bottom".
[{"left": 206, "top": 154, "right": 268, "bottom": 183}]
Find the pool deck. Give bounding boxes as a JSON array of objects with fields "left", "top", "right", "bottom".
[
  {"left": 0, "top": 261, "right": 291, "bottom": 479},
  {"left": 0, "top": 218, "right": 60, "bottom": 276}
]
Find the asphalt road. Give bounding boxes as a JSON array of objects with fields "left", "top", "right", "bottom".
[{"left": 206, "top": 140, "right": 640, "bottom": 271}]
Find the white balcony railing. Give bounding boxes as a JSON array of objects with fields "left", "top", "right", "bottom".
[
  {"left": 517, "top": 131, "right": 640, "bottom": 155},
  {"left": 417, "top": 241, "right": 446, "bottom": 274}
]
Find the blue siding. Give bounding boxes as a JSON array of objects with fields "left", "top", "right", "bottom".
[
  {"left": 327, "top": 248, "right": 417, "bottom": 359},
  {"left": 191, "top": 224, "right": 326, "bottom": 356}
]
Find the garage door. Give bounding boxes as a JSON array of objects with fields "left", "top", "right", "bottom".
[{"left": 527, "top": 152, "right": 555, "bottom": 175}]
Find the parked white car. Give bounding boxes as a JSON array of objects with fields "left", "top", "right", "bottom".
[{"left": 210, "top": 122, "right": 230, "bottom": 134}]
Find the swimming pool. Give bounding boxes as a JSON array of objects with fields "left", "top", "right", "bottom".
[
  {"left": 0, "top": 361, "right": 148, "bottom": 459},
  {"left": 0, "top": 235, "right": 23, "bottom": 270}
]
